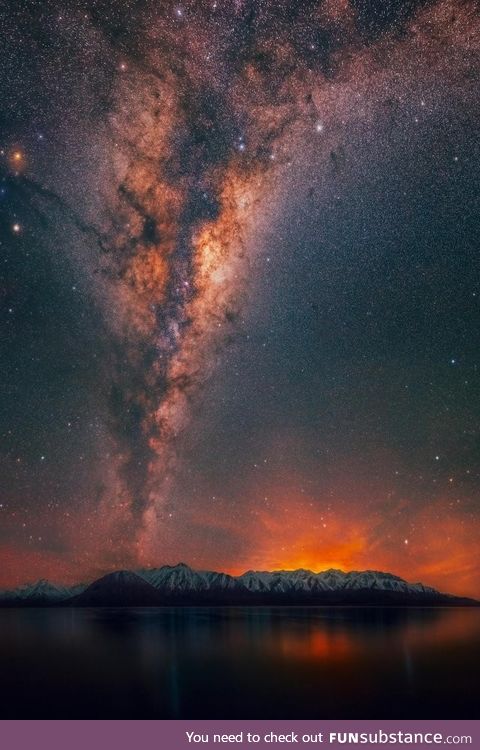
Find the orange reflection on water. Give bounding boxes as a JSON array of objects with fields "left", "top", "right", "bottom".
[
  {"left": 233, "top": 608, "right": 480, "bottom": 667},
  {"left": 276, "top": 625, "right": 356, "bottom": 661}
]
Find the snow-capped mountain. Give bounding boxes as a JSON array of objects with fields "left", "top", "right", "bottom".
[
  {"left": 0, "top": 579, "right": 86, "bottom": 602},
  {"left": 237, "top": 568, "right": 439, "bottom": 596},
  {"left": 0, "top": 563, "right": 474, "bottom": 606},
  {"left": 138, "top": 562, "right": 239, "bottom": 592}
]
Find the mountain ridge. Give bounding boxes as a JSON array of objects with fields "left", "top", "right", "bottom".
[{"left": 0, "top": 563, "right": 477, "bottom": 606}]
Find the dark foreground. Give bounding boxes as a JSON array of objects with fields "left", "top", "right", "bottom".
[{"left": 1, "top": 606, "right": 479, "bottom": 719}]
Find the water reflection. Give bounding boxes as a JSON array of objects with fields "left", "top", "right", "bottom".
[{"left": 0, "top": 606, "right": 478, "bottom": 718}]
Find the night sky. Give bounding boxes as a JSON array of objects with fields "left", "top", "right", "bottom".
[{"left": 1, "top": 0, "right": 479, "bottom": 596}]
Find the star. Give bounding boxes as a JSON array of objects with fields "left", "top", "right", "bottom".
[{"left": 8, "top": 149, "right": 26, "bottom": 173}]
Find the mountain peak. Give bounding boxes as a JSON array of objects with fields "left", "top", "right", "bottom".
[
  {"left": 1, "top": 564, "right": 475, "bottom": 607},
  {"left": 69, "top": 569, "right": 160, "bottom": 606}
]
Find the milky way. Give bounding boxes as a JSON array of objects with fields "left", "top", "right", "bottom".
[{"left": 1, "top": 0, "right": 479, "bottom": 595}]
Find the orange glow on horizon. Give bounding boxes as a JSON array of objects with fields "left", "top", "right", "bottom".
[{"left": 180, "top": 468, "right": 480, "bottom": 599}]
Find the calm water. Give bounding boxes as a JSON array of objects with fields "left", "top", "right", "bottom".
[{"left": 0, "top": 606, "right": 479, "bottom": 718}]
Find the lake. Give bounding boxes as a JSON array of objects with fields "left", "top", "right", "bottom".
[{"left": 0, "top": 606, "right": 478, "bottom": 718}]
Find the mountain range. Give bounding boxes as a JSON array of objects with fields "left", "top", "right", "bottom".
[{"left": 0, "top": 563, "right": 476, "bottom": 606}]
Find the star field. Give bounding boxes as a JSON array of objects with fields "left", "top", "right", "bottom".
[{"left": 0, "top": 0, "right": 479, "bottom": 596}]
